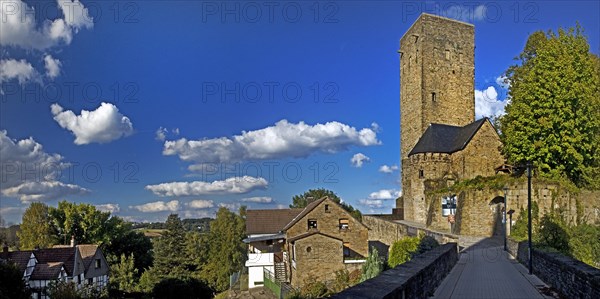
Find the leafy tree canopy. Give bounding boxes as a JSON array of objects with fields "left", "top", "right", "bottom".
[
  {"left": 290, "top": 188, "right": 362, "bottom": 221},
  {"left": 17, "top": 202, "right": 57, "bottom": 249},
  {"left": 500, "top": 24, "right": 600, "bottom": 188}
]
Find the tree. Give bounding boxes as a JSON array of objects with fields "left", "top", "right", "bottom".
[
  {"left": 152, "top": 277, "right": 213, "bottom": 299},
  {"left": 152, "top": 214, "right": 189, "bottom": 279},
  {"left": 0, "top": 261, "right": 31, "bottom": 299},
  {"left": 500, "top": 25, "right": 600, "bottom": 188},
  {"left": 104, "top": 229, "right": 153, "bottom": 276},
  {"left": 17, "top": 202, "right": 57, "bottom": 249},
  {"left": 360, "top": 247, "right": 383, "bottom": 282},
  {"left": 49, "top": 201, "right": 126, "bottom": 246},
  {"left": 109, "top": 253, "right": 138, "bottom": 294},
  {"left": 290, "top": 188, "right": 363, "bottom": 221},
  {"left": 200, "top": 207, "right": 246, "bottom": 291}
]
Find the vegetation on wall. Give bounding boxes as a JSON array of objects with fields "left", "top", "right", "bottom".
[{"left": 388, "top": 235, "right": 439, "bottom": 268}]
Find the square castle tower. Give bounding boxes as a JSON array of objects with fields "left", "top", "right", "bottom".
[{"left": 399, "top": 14, "right": 504, "bottom": 224}]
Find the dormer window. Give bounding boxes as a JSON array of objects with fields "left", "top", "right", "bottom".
[{"left": 308, "top": 219, "right": 317, "bottom": 229}]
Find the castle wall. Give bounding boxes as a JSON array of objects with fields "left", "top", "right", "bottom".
[{"left": 450, "top": 121, "right": 504, "bottom": 179}]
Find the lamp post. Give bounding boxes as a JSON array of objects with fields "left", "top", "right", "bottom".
[
  {"left": 503, "top": 187, "right": 508, "bottom": 251},
  {"left": 526, "top": 161, "right": 533, "bottom": 275}
]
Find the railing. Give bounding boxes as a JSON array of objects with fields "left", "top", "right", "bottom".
[{"left": 264, "top": 268, "right": 294, "bottom": 299}]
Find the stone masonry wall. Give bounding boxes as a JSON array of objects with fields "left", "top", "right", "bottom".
[
  {"left": 290, "top": 233, "right": 344, "bottom": 288},
  {"left": 285, "top": 198, "right": 368, "bottom": 257},
  {"left": 507, "top": 238, "right": 600, "bottom": 299},
  {"left": 331, "top": 243, "right": 459, "bottom": 299},
  {"left": 424, "top": 179, "right": 599, "bottom": 237}
]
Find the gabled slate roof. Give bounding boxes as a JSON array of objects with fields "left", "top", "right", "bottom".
[
  {"left": 246, "top": 208, "right": 303, "bottom": 234},
  {"left": 408, "top": 118, "right": 489, "bottom": 156},
  {"left": 34, "top": 247, "right": 76, "bottom": 276},
  {"left": 30, "top": 262, "right": 64, "bottom": 280},
  {"left": 77, "top": 245, "right": 98, "bottom": 271},
  {"left": 0, "top": 251, "right": 34, "bottom": 274}
]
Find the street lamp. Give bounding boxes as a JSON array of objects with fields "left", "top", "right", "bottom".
[
  {"left": 503, "top": 187, "right": 508, "bottom": 251},
  {"left": 526, "top": 161, "right": 533, "bottom": 275}
]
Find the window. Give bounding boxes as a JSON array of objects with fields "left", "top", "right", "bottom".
[
  {"left": 292, "top": 243, "right": 296, "bottom": 261},
  {"left": 419, "top": 169, "right": 424, "bottom": 178},
  {"left": 339, "top": 219, "right": 349, "bottom": 230},
  {"left": 445, "top": 49, "right": 450, "bottom": 60},
  {"left": 306, "top": 246, "right": 312, "bottom": 253},
  {"left": 325, "top": 204, "right": 330, "bottom": 213},
  {"left": 88, "top": 278, "right": 93, "bottom": 284},
  {"left": 266, "top": 239, "right": 273, "bottom": 246},
  {"left": 431, "top": 92, "right": 436, "bottom": 102},
  {"left": 308, "top": 219, "right": 317, "bottom": 229},
  {"left": 95, "top": 259, "right": 101, "bottom": 269},
  {"left": 343, "top": 243, "right": 350, "bottom": 257}
]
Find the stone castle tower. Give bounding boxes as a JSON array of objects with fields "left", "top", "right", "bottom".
[{"left": 399, "top": 14, "right": 504, "bottom": 224}]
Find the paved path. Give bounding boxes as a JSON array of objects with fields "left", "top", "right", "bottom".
[{"left": 432, "top": 237, "right": 551, "bottom": 299}]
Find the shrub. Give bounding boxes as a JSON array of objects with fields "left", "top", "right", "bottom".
[
  {"left": 388, "top": 236, "right": 420, "bottom": 268},
  {"left": 152, "top": 277, "right": 213, "bottom": 299},
  {"left": 300, "top": 277, "right": 329, "bottom": 298},
  {"left": 360, "top": 246, "right": 383, "bottom": 282}
]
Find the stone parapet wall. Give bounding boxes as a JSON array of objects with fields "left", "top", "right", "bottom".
[
  {"left": 507, "top": 238, "right": 600, "bottom": 299},
  {"left": 331, "top": 243, "right": 459, "bottom": 299}
]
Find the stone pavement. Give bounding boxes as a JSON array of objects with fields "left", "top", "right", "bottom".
[{"left": 432, "top": 237, "right": 552, "bottom": 299}]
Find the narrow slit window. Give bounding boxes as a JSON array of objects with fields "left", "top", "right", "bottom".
[
  {"left": 431, "top": 92, "right": 436, "bottom": 102},
  {"left": 419, "top": 169, "right": 424, "bottom": 178}
]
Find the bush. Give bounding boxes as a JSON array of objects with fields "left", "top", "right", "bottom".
[
  {"left": 360, "top": 247, "right": 383, "bottom": 282},
  {"left": 538, "top": 213, "right": 570, "bottom": 255},
  {"left": 300, "top": 277, "right": 329, "bottom": 298},
  {"left": 152, "top": 277, "right": 213, "bottom": 299},
  {"left": 416, "top": 235, "right": 439, "bottom": 254},
  {"left": 569, "top": 224, "right": 600, "bottom": 268},
  {"left": 0, "top": 261, "right": 31, "bottom": 299},
  {"left": 388, "top": 236, "right": 420, "bottom": 268}
]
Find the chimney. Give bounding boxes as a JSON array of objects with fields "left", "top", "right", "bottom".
[
  {"left": 70, "top": 235, "right": 76, "bottom": 247},
  {"left": 2, "top": 243, "right": 8, "bottom": 253}
]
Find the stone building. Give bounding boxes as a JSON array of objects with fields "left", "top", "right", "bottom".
[
  {"left": 399, "top": 13, "right": 505, "bottom": 223},
  {"left": 244, "top": 197, "right": 368, "bottom": 289}
]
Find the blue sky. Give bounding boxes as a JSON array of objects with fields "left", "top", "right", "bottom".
[{"left": 1, "top": 0, "right": 599, "bottom": 224}]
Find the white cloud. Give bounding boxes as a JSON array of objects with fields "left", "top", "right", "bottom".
[
  {"left": 495, "top": 75, "right": 510, "bottom": 89},
  {"left": 130, "top": 200, "right": 180, "bottom": 213},
  {"left": 0, "top": 130, "right": 89, "bottom": 202},
  {"left": 146, "top": 176, "right": 268, "bottom": 197},
  {"left": 359, "top": 199, "right": 384, "bottom": 208},
  {"left": 0, "top": 0, "right": 92, "bottom": 50},
  {"left": 187, "top": 199, "right": 214, "bottom": 209},
  {"left": 51, "top": 102, "right": 134, "bottom": 145},
  {"left": 219, "top": 202, "right": 241, "bottom": 211},
  {"left": 2, "top": 181, "right": 89, "bottom": 202},
  {"left": 241, "top": 196, "right": 273, "bottom": 203},
  {"left": 44, "top": 55, "right": 61, "bottom": 78},
  {"left": 0, "top": 59, "right": 38, "bottom": 84},
  {"left": 350, "top": 153, "right": 370, "bottom": 168},
  {"left": 180, "top": 209, "right": 214, "bottom": 219},
  {"left": 163, "top": 120, "right": 381, "bottom": 165},
  {"left": 379, "top": 164, "right": 399, "bottom": 173},
  {"left": 155, "top": 127, "right": 168, "bottom": 141},
  {"left": 95, "top": 203, "right": 120, "bottom": 214},
  {"left": 443, "top": 4, "right": 487, "bottom": 22},
  {"left": 368, "top": 189, "right": 401, "bottom": 200},
  {"left": 57, "top": 0, "right": 94, "bottom": 30},
  {"left": 475, "top": 86, "right": 508, "bottom": 119}
]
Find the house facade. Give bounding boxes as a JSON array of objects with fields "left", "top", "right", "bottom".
[
  {"left": 245, "top": 197, "right": 369, "bottom": 289},
  {"left": 0, "top": 242, "right": 109, "bottom": 298}
]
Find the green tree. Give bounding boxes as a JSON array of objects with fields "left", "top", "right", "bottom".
[
  {"left": 360, "top": 247, "right": 383, "bottom": 282},
  {"left": 200, "top": 207, "right": 246, "bottom": 292},
  {"left": 109, "top": 253, "right": 138, "bottom": 293},
  {"left": 0, "top": 261, "right": 31, "bottom": 299},
  {"left": 104, "top": 229, "right": 153, "bottom": 276},
  {"left": 152, "top": 277, "right": 213, "bottom": 299},
  {"left": 290, "top": 188, "right": 362, "bottom": 221},
  {"left": 152, "top": 214, "right": 189, "bottom": 279},
  {"left": 49, "top": 201, "right": 127, "bottom": 246},
  {"left": 500, "top": 25, "right": 600, "bottom": 188},
  {"left": 17, "top": 202, "right": 57, "bottom": 249},
  {"left": 388, "top": 236, "right": 420, "bottom": 268}
]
